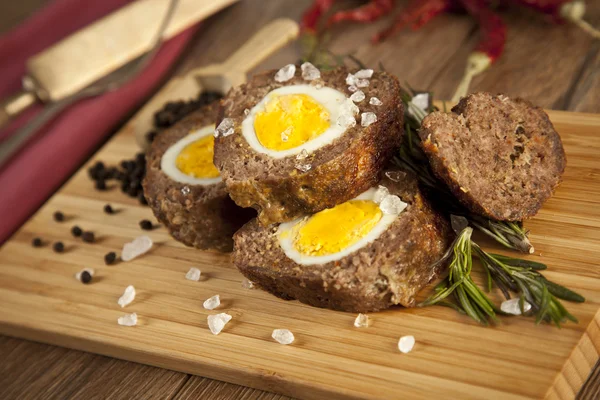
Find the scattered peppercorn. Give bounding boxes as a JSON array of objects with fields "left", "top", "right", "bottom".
[
  {"left": 82, "top": 231, "right": 95, "bottom": 243},
  {"left": 71, "top": 226, "right": 83, "bottom": 237},
  {"left": 80, "top": 270, "right": 92, "bottom": 284},
  {"left": 104, "top": 204, "right": 115, "bottom": 214},
  {"left": 53, "top": 211, "right": 65, "bottom": 222},
  {"left": 53, "top": 241, "right": 65, "bottom": 253},
  {"left": 95, "top": 180, "right": 107, "bottom": 191},
  {"left": 140, "top": 219, "right": 154, "bottom": 230},
  {"left": 32, "top": 237, "right": 43, "bottom": 247},
  {"left": 104, "top": 252, "right": 117, "bottom": 265}
]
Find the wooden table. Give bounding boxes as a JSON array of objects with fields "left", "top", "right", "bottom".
[{"left": 1, "top": 1, "right": 599, "bottom": 399}]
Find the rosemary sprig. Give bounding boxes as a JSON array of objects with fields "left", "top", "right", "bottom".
[
  {"left": 395, "top": 91, "right": 534, "bottom": 253},
  {"left": 422, "top": 216, "right": 584, "bottom": 326}
]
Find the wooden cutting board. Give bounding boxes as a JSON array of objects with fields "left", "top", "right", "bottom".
[{"left": 0, "top": 101, "right": 598, "bottom": 399}]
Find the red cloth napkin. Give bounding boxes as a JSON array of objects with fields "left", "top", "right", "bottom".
[{"left": 0, "top": 0, "right": 200, "bottom": 244}]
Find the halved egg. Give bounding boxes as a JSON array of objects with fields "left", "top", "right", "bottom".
[
  {"left": 277, "top": 187, "right": 407, "bottom": 265},
  {"left": 160, "top": 125, "right": 221, "bottom": 185},
  {"left": 241, "top": 84, "right": 351, "bottom": 159}
]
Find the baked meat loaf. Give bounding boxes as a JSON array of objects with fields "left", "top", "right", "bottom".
[
  {"left": 232, "top": 169, "right": 450, "bottom": 313},
  {"left": 419, "top": 92, "right": 566, "bottom": 221},
  {"left": 143, "top": 102, "right": 254, "bottom": 252},
  {"left": 213, "top": 66, "right": 404, "bottom": 226}
]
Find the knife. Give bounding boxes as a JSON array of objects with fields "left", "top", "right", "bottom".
[{"left": 0, "top": 0, "right": 238, "bottom": 129}]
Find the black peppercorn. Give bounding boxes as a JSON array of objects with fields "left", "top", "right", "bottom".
[
  {"left": 32, "top": 237, "right": 43, "bottom": 247},
  {"left": 104, "top": 204, "right": 114, "bottom": 214},
  {"left": 80, "top": 270, "right": 92, "bottom": 284},
  {"left": 53, "top": 211, "right": 65, "bottom": 222},
  {"left": 95, "top": 180, "right": 107, "bottom": 191},
  {"left": 139, "top": 219, "right": 153, "bottom": 230},
  {"left": 104, "top": 252, "right": 117, "bottom": 265},
  {"left": 82, "top": 231, "right": 95, "bottom": 243},
  {"left": 53, "top": 242, "right": 65, "bottom": 253},
  {"left": 71, "top": 226, "right": 82, "bottom": 237}
]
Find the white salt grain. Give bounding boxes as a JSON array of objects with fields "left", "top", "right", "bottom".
[
  {"left": 301, "top": 62, "right": 320, "bottom": 81},
  {"left": 203, "top": 295, "right": 221, "bottom": 310},
  {"left": 361, "top": 112, "right": 377, "bottom": 127},
  {"left": 118, "top": 313, "right": 138, "bottom": 327},
  {"left": 385, "top": 170, "right": 406, "bottom": 182},
  {"left": 181, "top": 186, "right": 191, "bottom": 195},
  {"left": 74, "top": 268, "right": 95, "bottom": 281},
  {"left": 356, "top": 78, "right": 370, "bottom": 88},
  {"left": 207, "top": 313, "right": 232, "bottom": 335},
  {"left": 275, "top": 64, "right": 296, "bottom": 82},
  {"left": 118, "top": 285, "right": 136, "bottom": 308},
  {"left": 354, "top": 313, "right": 369, "bottom": 328},
  {"left": 380, "top": 194, "right": 407, "bottom": 215},
  {"left": 185, "top": 267, "right": 201, "bottom": 281},
  {"left": 398, "top": 335, "right": 415, "bottom": 354},
  {"left": 408, "top": 93, "right": 430, "bottom": 119},
  {"left": 214, "top": 118, "right": 234, "bottom": 138},
  {"left": 373, "top": 185, "right": 389, "bottom": 204},
  {"left": 354, "top": 69, "right": 373, "bottom": 79},
  {"left": 347, "top": 85, "right": 358, "bottom": 93},
  {"left": 281, "top": 127, "right": 292, "bottom": 142},
  {"left": 369, "top": 97, "right": 383, "bottom": 106},
  {"left": 241, "top": 278, "right": 254, "bottom": 289},
  {"left": 500, "top": 298, "right": 532, "bottom": 315},
  {"left": 350, "top": 90, "right": 365, "bottom": 103},
  {"left": 337, "top": 114, "right": 357, "bottom": 129},
  {"left": 121, "top": 236, "right": 153, "bottom": 261},
  {"left": 341, "top": 98, "right": 360, "bottom": 116},
  {"left": 345, "top": 73, "right": 357, "bottom": 86},
  {"left": 295, "top": 161, "right": 312, "bottom": 173},
  {"left": 272, "top": 329, "right": 295, "bottom": 345},
  {"left": 296, "top": 149, "right": 309, "bottom": 160},
  {"left": 244, "top": 108, "right": 250, "bottom": 116}
]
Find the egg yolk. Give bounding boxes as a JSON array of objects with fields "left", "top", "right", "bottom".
[
  {"left": 253, "top": 94, "right": 330, "bottom": 151},
  {"left": 175, "top": 135, "right": 220, "bottom": 178},
  {"left": 292, "top": 200, "right": 382, "bottom": 256}
]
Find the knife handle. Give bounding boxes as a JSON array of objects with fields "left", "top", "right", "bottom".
[{"left": 0, "top": 91, "right": 37, "bottom": 130}]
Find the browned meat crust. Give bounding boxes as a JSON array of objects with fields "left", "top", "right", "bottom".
[
  {"left": 213, "top": 67, "right": 404, "bottom": 226},
  {"left": 232, "top": 169, "right": 451, "bottom": 313},
  {"left": 419, "top": 92, "right": 566, "bottom": 221},
  {"left": 143, "top": 102, "right": 254, "bottom": 252}
]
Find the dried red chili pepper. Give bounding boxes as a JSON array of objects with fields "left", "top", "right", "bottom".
[
  {"left": 452, "top": 0, "right": 506, "bottom": 101},
  {"left": 327, "top": 0, "right": 394, "bottom": 26},
  {"left": 508, "top": 0, "right": 600, "bottom": 38},
  {"left": 301, "top": 0, "right": 336, "bottom": 32},
  {"left": 372, "top": 0, "right": 455, "bottom": 43}
]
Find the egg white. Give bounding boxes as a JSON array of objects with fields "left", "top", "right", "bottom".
[
  {"left": 277, "top": 187, "right": 403, "bottom": 266},
  {"left": 160, "top": 125, "right": 221, "bottom": 186},
  {"left": 241, "top": 84, "right": 349, "bottom": 159}
]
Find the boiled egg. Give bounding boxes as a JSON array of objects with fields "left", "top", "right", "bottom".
[
  {"left": 277, "top": 187, "right": 407, "bottom": 265},
  {"left": 160, "top": 125, "right": 221, "bottom": 185},
  {"left": 241, "top": 84, "right": 351, "bottom": 159}
]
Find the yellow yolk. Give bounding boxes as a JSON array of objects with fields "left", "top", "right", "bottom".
[
  {"left": 253, "top": 94, "right": 330, "bottom": 151},
  {"left": 175, "top": 135, "right": 219, "bottom": 178},
  {"left": 292, "top": 200, "right": 382, "bottom": 256}
]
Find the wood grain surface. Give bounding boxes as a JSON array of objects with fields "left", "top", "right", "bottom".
[{"left": 1, "top": 1, "right": 600, "bottom": 399}]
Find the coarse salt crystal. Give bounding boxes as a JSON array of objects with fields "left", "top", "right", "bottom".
[
  {"left": 185, "top": 267, "right": 201, "bottom": 281},
  {"left": 337, "top": 114, "right": 356, "bottom": 129},
  {"left": 121, "top": 236, "right": 153, "bottom": 261},
  {"left": 350, "top": 90, "right": 365, "bottom": 103},
  {"left": 361, "top": 112, "right": 377, "bottom": 127},
  {"left": 398, "top": 335, "right": 415, "bottom": 353},
  {"left": 354, "top": 313, "right": 369, "bottom": 328},
  {"left": 354, "top": 69, "right": 373, "bottom": 79},
  {"left": 373, "top": 185, "right": 389, "bottom": 204},
  {"left": 295, "top": 161, "right": 312, "bottom": 173},
  {"left": 74, "top": 268, "right": 95, "bottom": 281},
  {"left": 348, "top": 85, "right": 358, "bottom": 93},
  {"left": 408, "top": 93, "right": 430, "bottom": 119},
  {"left": 275, "top": 64, "right": 296, "bottom": 82},
  {"left": 345, "top": 73, "right": 357, "bottom": 86},
  {"left": 385, "top": 170, "right": 406, "bottom": 182},
  {"left": 356, "top": 78, "right": 369, "bottom": 88},
  {"left": 296, "top": 149, "right": 309, "bottom": 160},
  {"left": 272, "top": 329, "right": 295, "bottom": 345},
  {"left": 301, "top": 62, "right": 320, "bottom": 81},
  {"left": 181, "top": 186, "right": 191, "bottom": 195},
  {"left": 500, "top": 298, "right": 532, "bottom": 315},
  {"left": 203, "top": 295, "right": 221, "bottom": 310},
  {"left": 244, "top": 108, "right": 250, "bottom": 116},
  {"left": 281, "top": 127, "right": 292, "bottom": 142},
  {"left": 241, "top": 278, "right": 254, "bottom": 289},
  {"left": 214, "top": 118, "right": 234, "bottom": 138},
  {"left": 207, "top": 313, "right": 232, "bottom": 335},
  {"left": 118, "top": 285, "right": 136, "bottom": 308},
  {"left": 380, "top": 194, "right": 407, "bottom": 215},
  {"left": 340, "top": 98, "right": 359, "bottom": 116},
  {"left": 369, "top": 97, "right": 382, "bottom": 106},
  {"left": 118, "top": 313, "right": 137, "bottom": 327}
]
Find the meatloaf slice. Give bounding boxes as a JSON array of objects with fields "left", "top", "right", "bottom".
[
  {"left": 143, "top": 102, "right": 254, "bottom": 252},
  {"left": 213, "top": 66, "right": 404, "bottom": 226},
  {"left": 232, "top": 169, "right": 451, "bottom": 313},
  {"left": 419, "top": 92, "right": 566, "bottom": 221}
]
